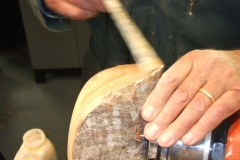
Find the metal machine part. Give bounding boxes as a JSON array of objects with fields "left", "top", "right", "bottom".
[
  {"left": 147, "top": 120, "right": 228, "bottom": 160},
  {"left": 225, "top": 112, "right": 240, "bottom": 160}
]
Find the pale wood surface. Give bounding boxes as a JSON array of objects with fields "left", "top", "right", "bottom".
[{"left": 68, "top": 64, "right": 163, "bottom": 160}]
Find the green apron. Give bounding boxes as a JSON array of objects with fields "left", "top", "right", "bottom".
[
  {"left": 85, "top": 0, "right": 240, "bottom": 73},
  {"left": 35, "top": 0, "right": 240, "bottom": 85}
]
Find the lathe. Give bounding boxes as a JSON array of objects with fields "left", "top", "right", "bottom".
[{"left": 147, "top": 112, "right": 240, "bottom": 160}]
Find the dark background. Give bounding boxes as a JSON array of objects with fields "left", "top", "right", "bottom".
[{"left": 0, "top": 0, "right": 26, "bottom": 49}]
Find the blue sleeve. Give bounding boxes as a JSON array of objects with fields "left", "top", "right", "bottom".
[{"left": 37, "top": 0, "right": 71, "bottom": 31}]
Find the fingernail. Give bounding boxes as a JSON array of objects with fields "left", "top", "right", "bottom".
[
  {"left": 142, "top": 105, "right": 155, "bottom": 121},
  {"left": 159, "top": 132, "right": 173, "bottom": 145},
  {"left": 145, "top": 123, "right": 159, "bottom": 139},
  {"left": 182, "top": 132, "right": 194, "bottom": 144}
]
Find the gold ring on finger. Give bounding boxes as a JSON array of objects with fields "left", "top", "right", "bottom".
[{"left": 199, "top": 88, "right": 215, "bottom": 103}]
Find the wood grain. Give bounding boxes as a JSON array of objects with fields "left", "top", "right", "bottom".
[{"left": 68, "top": 64, "right": 163, "bottom": 160}]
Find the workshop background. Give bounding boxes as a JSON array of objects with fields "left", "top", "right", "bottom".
[{"left": 0, "top": 0, "right": 89, "bottom": 159}]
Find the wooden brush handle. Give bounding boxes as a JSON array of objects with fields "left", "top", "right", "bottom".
[{"left": 102, "top": 0, "right": 164, "bottom": 70}]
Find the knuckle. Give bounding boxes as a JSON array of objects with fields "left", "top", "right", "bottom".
[
  {"left": 161, "top": 71, "right": 178, "bottom": 86},
  {"left": 202, "top": 58, "right": 218, "bottom": 71},
  {"left": 231, "top": 84, "right": 240, "bottom": 92},
  {"left": 187, "top": 49, "right": 210, "bottom": 60},
  {"left": 210, "top": 104, "right": 224, "bottom": 117},
  {"left": 189, "top": 50, "right": 217, "bottom": 69},
  {"left": 173, "top": 88, "right": 188, "bottom": 103},
  {"left": 188, "top": 49, "right": 201, "bottom": 56},
  {"left": 191, "top": 97, "right": 206, "bottom": 115},
  {"left": 221, "top": 68, "right": 235, "bottom": 79}
]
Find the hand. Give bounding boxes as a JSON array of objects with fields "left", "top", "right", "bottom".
[
  {"left": 44, "top": 0, "right": 106, "bottom": 20},
  {"left": 142, "top": 49, "right": 240, "bottom": 147}
]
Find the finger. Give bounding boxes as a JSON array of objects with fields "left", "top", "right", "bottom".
[
  {"left": 86, "top": 0, "right": 106, "bottom": 12},
  {"left": 142, "top": 55, "right": 193, "bottom": 122},
  {"left": 182, "top": 90, "right": 240, "bottom": 146},
  {"left": 143, "top": 50, "right": 230, "bottom": 141},
  {"left": 155, "top": 79, "right": 229, "bottom": 147},
  {"left": 143, "top": 70, "right": 207, "bottom": 141},
  {"left": 69, "top": 0, "right": 105, "bottom": 12},
  {"left": 46, "top": 0, "right": 98, "bottom": 19},
  {"left": 155, "top": 88, "right": 212, "bottom": 146}
]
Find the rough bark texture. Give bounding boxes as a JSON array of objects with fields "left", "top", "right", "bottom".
[{"left": 73, "top": 67, "right": 161, "bottom": 160}]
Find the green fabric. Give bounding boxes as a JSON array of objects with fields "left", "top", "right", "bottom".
[
  {"left": 30, "top": 0, "right": 240, "bottom": 84},
  {"left": 87, "top": 0, "right": 240, "bottom": 71}
]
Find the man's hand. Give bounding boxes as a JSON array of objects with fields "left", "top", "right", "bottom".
[
  {"left": 142, "top": 49, "right": 240, "bottom": 147},
  {"left": 44, "top": 0, "right": 106, "bottom": 20}
]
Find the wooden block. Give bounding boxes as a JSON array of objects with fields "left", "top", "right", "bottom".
[{"left": 68, "top": 64, "right": 164, "bottom": 160}]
